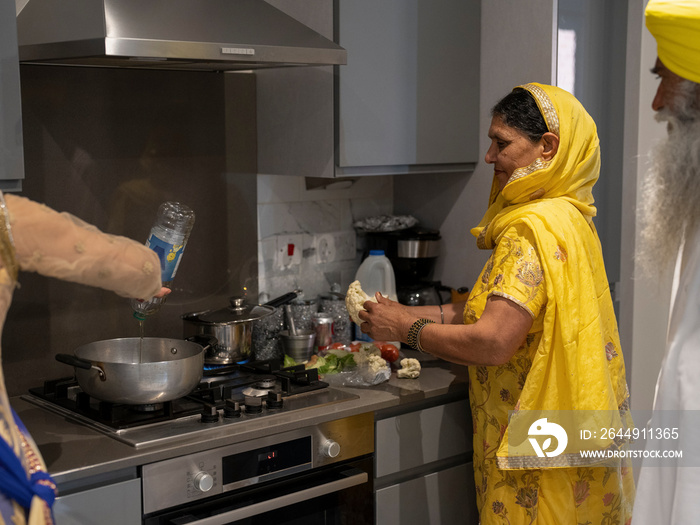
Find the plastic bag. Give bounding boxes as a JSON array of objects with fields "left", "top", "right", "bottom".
[{"left": 322, "top": 363, "right": 391, "bottom": 387}]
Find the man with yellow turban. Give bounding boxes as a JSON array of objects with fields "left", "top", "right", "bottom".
[{"left": 635, "top": 0, "right": 700, "bottom": 523}]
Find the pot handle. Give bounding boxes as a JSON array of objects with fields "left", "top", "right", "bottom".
[
  {"left": 55, "top": 354, "right": 107, "bottom": 381},
  {"left": 264, "top": 289, "right": 301, "bottom": 308},
  {"left": 186, "top": 335, "right": 217, "bottom": 353}
]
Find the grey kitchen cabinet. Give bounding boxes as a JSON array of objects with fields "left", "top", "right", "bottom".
[
  {"left": 256, "top": 0, "right": 480, "bottom": 178},
  {"left": 53, "top": 477, "right": 141, "bottom": 525},
  {"left": 256, "top": 0, "right": 336, "bottom": 178},
  {"left": 336, "top": 0, "right": 480, "bottom": 176},
  {"left": 1, "top": 2, "right": 25, "bottom": 191},
  {"left": 374, "top": 397, "right": 479, "bottom": 524}
]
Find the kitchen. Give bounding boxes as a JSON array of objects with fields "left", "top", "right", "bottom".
[{"left": 0, "top": 0, "right": 669, "bottom": 524}]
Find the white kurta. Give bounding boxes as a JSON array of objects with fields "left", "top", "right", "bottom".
[{"left": 633, "top": 226, "right": 700, "bottom": 524}]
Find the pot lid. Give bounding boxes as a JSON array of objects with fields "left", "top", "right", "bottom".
[{"left": 188, "top": 297, "right": 274, "bottom": 324}]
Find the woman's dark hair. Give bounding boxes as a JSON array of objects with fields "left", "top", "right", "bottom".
[{"left": 491, "top": 88, "right": 549, "bottom": 142}]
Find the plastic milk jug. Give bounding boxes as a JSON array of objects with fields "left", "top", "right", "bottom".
[{"left": 354, "top": 250, "right": 399, "bottom": 346}]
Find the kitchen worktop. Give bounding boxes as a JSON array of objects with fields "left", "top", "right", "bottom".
[{"left": 11, "top": 351, "right": 469, "bottom": 490}]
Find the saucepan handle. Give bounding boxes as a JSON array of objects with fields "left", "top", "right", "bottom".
[
  {"left": 186, "top": 335, "right": 217, "bottom": 353},
  {"left": 56, "top": 353, "right": 93, "bottom": 370},
  {"left": 264, "top": 289, "right": 301, "bottom": 308},
  {"left": 55, "top": 354, "right": 107, "bottom": 381}
]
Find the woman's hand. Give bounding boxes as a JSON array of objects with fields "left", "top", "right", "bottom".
[
  {"left": 135, "top": 287, "right": 171, "bottom": 302},
  {"left": 358, "top": 293, "right": 414, "bottom": 343},
  {"left": 154, "top": 287, "right": 172, "bottom": 299}
]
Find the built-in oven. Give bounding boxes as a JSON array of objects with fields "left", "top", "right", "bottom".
[{"left": 142, "top": 412, "right": 374, "bottom": 524}]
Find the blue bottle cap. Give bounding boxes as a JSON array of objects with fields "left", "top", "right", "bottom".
[{"left": 369, "top": 249, "right": 385, "bottom": 256}]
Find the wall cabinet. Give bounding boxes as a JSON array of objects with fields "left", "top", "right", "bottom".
[
  {"left": 257, "top": 0, "right": 480, "bottom": 178},
  {"left": 1, "top": 3, "right": 25, "bottom": 191},
  {"left": 336, "top": 0, "right": 479, "bottom": 176}
]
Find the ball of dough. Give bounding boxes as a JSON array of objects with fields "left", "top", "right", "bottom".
[{"left": 345, "top": 280, "right": 377, "bottom": 325}]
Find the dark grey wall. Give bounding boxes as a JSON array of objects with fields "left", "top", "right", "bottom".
[{"left": 4, "top": 66, "right": 258, "bottom": 396}]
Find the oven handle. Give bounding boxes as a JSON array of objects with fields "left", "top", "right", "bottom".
[{"left": 169, "top": 467, "right": 368, "bottom": 525}]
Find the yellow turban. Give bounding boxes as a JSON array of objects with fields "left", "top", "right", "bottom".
[{"left": 646, "top": 0, "right": 700, "bottom": 84}]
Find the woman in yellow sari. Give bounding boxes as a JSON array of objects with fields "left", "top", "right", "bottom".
[{"left": 359, "top": 83, "right": 635, "bottom": 524}]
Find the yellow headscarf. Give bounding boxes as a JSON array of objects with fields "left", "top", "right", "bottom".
[
  {"left": 646, "top": 0, "right": 700, "bottom": 84},
  {"left": 474, "top": 84, "right": 630, "bottom": 468}
]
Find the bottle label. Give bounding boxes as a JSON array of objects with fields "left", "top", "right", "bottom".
[{"left": 147, "top": 233, "right": 185, "bottom": 282}]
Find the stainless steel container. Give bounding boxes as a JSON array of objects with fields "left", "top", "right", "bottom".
[
  {"left": 55, "top": 337, "right": 208, "bottom": 404},
  {"left": 182, "top": 297, "right": 275, "bottom": 365}
]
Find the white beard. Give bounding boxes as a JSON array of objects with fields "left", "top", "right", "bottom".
[{"left": 638, "top": 80, "right": 700, "bottom": 276}]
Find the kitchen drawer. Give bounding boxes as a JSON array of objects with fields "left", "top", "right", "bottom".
[
  {"left": 54, "top": 478, "right": 141, "bottom": 525},
  {"left": 375, "top": 462, "right": 478, "bottom": 524},
  {"left": 375, "top": 399, "right": 470, "bottom": 478}
]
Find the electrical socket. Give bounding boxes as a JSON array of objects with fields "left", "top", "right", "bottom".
[
  {"left": 315, "top": 234, "right": 336, "bottom": 263},
  {"left": 275, "top": 234, "right": 303, "bottom": 270}
]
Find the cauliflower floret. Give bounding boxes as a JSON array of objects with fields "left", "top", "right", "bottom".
[
  {"left": 397, "top": 358, "right": 421, "bottom": 379},
  {"left": 367, "top": 354, "right": 388, "bottom": 373},
  {"left": 352, "top": 344, "right": 381, "bottom": 366},
  {"left": 356, "top": 353, "right": 390, "bottom": 385}
]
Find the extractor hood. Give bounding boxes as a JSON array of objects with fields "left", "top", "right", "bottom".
[{"left": 16, "top": 0, "right": 346, "bottom": 71}]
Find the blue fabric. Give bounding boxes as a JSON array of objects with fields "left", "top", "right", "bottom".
[{"left": 0, "top": 408, "right": 55, "bottom": 519}]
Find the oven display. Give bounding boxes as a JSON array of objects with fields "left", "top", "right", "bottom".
[
  {"left": 261, "top": 450, "right": 278, "bottom": 461},
  {"left": 222, "top": 436, "right": 312, "bottom": 485}
]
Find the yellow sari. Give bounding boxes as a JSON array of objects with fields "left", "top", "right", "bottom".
[{"left": 467, "top": 83, "right": 634, "bottom": 524}]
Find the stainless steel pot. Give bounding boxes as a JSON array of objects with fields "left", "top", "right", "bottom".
[
  {"left": 182, "top": 296, "right": 281, "bottom": 365},
  {"left": 55, "top": 337, "right": 210, "bottom": 404}
]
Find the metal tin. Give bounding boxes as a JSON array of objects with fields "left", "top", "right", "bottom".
[{"left": 312, "top": 313, "right": 334, "bottom": 352}]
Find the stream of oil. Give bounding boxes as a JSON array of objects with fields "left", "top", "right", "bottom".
[{"left": 138, "top": 318, "right": 145, "bottom": 363}]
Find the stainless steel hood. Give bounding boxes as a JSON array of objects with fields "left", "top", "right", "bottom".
[{"left": 16, "top": 0, "right": 346, "bottom": 71}]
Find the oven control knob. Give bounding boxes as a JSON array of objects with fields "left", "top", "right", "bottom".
[
  {"left": 321, "top": 439, "right": 341, "bottom": 458},
  {"left": 193, "top": 471, "right": 214, "bottom": 492}
]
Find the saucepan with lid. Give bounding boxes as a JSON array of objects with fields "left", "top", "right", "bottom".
[{"left": 182, "top": 291, "right": 299, "bottom": 364}]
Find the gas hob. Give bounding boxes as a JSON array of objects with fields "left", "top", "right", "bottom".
[{"left": 22, "top": 359, "right": 359, "bottom": 448}]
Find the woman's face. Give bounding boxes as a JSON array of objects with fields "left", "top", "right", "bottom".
[{"left": 485, "top": 116, "right": 544, "bottom": 190}]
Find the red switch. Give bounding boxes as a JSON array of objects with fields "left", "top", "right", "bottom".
[{"left": 287, "top": 244, "right": 295, "bottom": 257}]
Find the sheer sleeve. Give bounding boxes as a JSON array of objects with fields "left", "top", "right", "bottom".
[{"left": 4, "top": 194, "right": 162, "bottom": 300}]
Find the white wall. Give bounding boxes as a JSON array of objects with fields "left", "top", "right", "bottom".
[{"left": 256, "top": 175, "right": 393, "bottom": 301}]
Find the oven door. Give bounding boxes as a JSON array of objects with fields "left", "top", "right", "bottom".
[{"left": 143, "top": 456, "right": 373, "bottom": 525}]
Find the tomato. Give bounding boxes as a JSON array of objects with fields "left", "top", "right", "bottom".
[
  {"left": 330, "top": 342, "right": 347, "bottom": 350},
  {"left": 379, "top": 343, "right": 400, "bottom": 363},
  {"left": 349, "top": 342, "right": 361, "bottom": 352}
]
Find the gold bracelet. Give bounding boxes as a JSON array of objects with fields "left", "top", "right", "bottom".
[{"left": 407, "top": 318, "right": 435, "bottom": 352}]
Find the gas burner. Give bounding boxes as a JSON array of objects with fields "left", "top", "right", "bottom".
[
  {"left": 254, "top": 378, "right": 276, "bottom": 389},
  {"left": 202, "top": 364, "right": 238, "bottom": 376},
  {"left": 241, "top": 386, "right": 271, "bottom": 398}
]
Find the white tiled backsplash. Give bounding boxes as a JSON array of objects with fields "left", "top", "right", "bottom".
[{"left": 257, "top": 174, "right": 393, "bottom": 302}]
